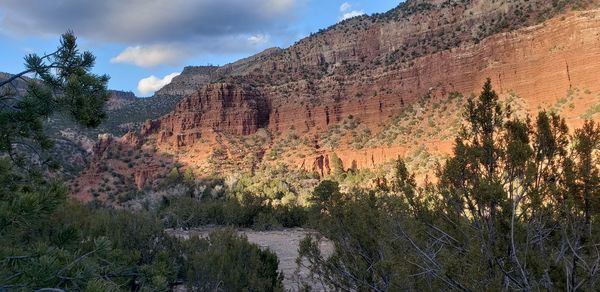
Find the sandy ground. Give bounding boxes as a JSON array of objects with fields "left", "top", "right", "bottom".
[{"left": 167, "top": 227, "right": 334, "bottom": 291}]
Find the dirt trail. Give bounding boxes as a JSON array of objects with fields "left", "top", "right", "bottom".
[{"left": 167, "top": 227, "right": 334, "bottom": 291}]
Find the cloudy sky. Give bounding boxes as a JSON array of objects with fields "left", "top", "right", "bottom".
[{"left": 0, "top": 0, "right": 399, "bottom": 96}]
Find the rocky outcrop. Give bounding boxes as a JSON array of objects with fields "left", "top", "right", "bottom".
[
  {"left": 94, "top": 134, "right": 114, "bottom": 156},
  {"left": 140, "top": 119, "right": 161, "bottom": 136},
  {"left": 312, "top": 155, "right": 331, "bottom": 177},
  {"left": 106, "top": 90, "right": 137, "bottom": 110},
  {"left": 73, "top": 1, "right": 600, "bottom": 200},
  {"left": 134, "top": 165, "right": 163, "bottom": 190},
  {"left": 120, "top": 132, "right": 143, "bottom": 147},
  {"left": 155, "top": 66, "right": 219, "bottom": 97},
  {"left": 151, "top": 83, "right": 270, "bottom": 147}
]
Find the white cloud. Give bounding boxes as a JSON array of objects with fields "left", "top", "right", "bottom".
[
  {"left": 248, "top": 34, "right": 270, "bottom": 45},
  {"left": 137, "top": 72, "right": 180, "bottom": 95},
  {"left": 339, "top": 10, "right": 364, "bottom": 21},
  {"left": 340, "top": 2, "right": 351, "bottom": 12},
  {"left": 0, "top": 0, "right": 301, "bottom": 44},
  {"left": 111, "top": 45, "right": 187, "bottom": 67},
  {"left": 0, "top": 0, "right": 303, "bottom": 67},
  {"left": 338, "top": 2, "right": 363, "bottom": 22}
]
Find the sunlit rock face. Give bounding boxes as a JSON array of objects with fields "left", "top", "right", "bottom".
[
  {"left": 153, "top": 83, "right": 270, "bottom": 148},
  {"left": 74, "top": 0, "right": 600, "bottom": 200}
]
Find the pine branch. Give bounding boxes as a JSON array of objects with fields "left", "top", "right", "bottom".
[{"left": 0, "top": 49, "right": 60, "bottom": 89}]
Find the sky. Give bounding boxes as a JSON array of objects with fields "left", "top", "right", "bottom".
[{"left": 0, "top": 0, "right": 400, "bottom": 96}]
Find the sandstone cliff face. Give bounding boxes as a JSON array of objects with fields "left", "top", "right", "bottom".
[
  {"left": 257, "top": 8, "right": 600, "bottom": 135},
  {"left": 151, "top": 7, "right": 600, "bottom": 172},
  {"left": 149, "top": 0, "right": 600, "bottom": 136},
  {"left": 74, "top": 1, "right": 600, "bottom": 199},
  {"left": 151, "top": 83, "right": 270, "bottom": 148}
]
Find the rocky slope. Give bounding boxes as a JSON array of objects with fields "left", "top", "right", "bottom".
[
  {"left": 44, "top": 92, "right": 182, "bottom": 179},
  {"left": 0, "top": 72, "right": 31, "bottom": 95},
  {"left": 155, "top": 48, "right": 284, "bottom": 96},
  {"left": 73, "top": 0, "right": 600, "bottom": 201},
  {"left": 106, "top": 90, "right": 137, "bottom": 110},
  {"left": 156, "top": 66, "right": 219, "bottom": 97}
]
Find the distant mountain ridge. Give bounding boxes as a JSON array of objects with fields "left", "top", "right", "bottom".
[
  {"left": 0, "top": 71, "right": 32, "bottom": 96},
  {"left": 1, "top": 71, "right": 137, "bottom": 106},
  {"left": 155, "top": 47, "right": 284, "bottom": 96}
]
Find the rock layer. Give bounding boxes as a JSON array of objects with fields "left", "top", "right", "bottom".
[
  {"left": 74, "top": 1, "right": 600, "bottom": 198},
  {"left": 152, "top": 83, "right": 270, "bottom": 148},
  {"left": 152, "top": 8, "right": 600, "bottom": 142}
]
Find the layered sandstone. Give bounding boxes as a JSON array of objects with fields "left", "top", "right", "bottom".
[
  {"left": 263, "top": 8, "right": 600, "bottom": 135},
  {"left": 74, "top": 1, "right": 600, "bottom": 198},
  {"left": 156, "top": 8, "right": 600, "bottom": 173},
  {"left": 150, "top": 83, "right": 270, "bottom": 148},
  {"left": 150, "top": 8, "right": 600, "bottom": 140}
]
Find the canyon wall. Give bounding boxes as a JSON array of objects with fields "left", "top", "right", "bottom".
[
  {"left": 74, "top": 1, "right": 600, "bottom": 198},
  {"left": 152, "top": 83, "right": 270, "bottom": 147},
  {"left": 153, "top": 8, "right": 600, "bottom": 147}
]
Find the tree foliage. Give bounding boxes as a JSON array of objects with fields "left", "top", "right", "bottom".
[
  {"left": 0, "top": 32, "right": 285, "bottom": 291},
  {"left": 299, "top": 79, "right": 600, "bottom": 291},
  {"left": 181, "top": 228, "right": 284, "bottom": 291},
  {"left": 0, "top": 31, "right": 109, "bottom": 169}
]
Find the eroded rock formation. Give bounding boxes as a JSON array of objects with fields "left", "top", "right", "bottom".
[
  {"left": 152, "top": 83, "right": 270, "bottom": 148},
  {"left": 74, "top": 0, "right": 600, "bottom": 199}
]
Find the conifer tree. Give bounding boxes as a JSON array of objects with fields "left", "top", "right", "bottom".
[
  {"left": 330, "top": 152, "right": 344, "bottom": 178},
  {"left": 300, "top": 79, "right": 600, "bottom": 291},
  {"left": 0, "top": 31, "right": 109, "bottom": 169}
]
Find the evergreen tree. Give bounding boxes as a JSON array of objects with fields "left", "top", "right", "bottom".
[
  {"left": 330, "top": 152, "right": 344, "bottom": 178},
  {"left": 0, "top": 31, "right": 109, "bottom": 169},
  {"left": 0, "top": 33, "right": 184, "bottom": 291},
  {"left": 300, "top": 79, "right": 600, "bottom": 291},
  {"left": 309, "top": 180, "right": 341, "bottom": 212},
  {"left": 182, "top": 228, "right": 284, "bottom": 291}
]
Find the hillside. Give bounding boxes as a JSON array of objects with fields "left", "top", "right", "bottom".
[
  {"left": 44, "top": 93, "right": 183, "bottom": 178},
  {"left": 73, "top": 0, "right": 600, "bottom": 203},
  {"left": 156, "top": 0, "right": 597, "bottom": 99}
]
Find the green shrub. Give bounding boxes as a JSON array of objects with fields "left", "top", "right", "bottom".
[
  {"left": 182, "top": 229, "right": 284, "bottom": 291},
  {"left": 273, "top": 204, "right": 309, "bottom": 228},
  {"left": 253, "top": 212, "right": 282, "bottom": 231},
  {"left": 161, "top": 194, "right": 308, "bottom": 230}
]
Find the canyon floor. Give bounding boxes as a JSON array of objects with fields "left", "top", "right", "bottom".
[{"left": 167, "top": 228, "right": 334, "bottom": 291}]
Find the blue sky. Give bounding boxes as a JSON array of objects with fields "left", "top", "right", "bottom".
[{"left": 0, "top": 1, "right": 400, "bottom": 96}]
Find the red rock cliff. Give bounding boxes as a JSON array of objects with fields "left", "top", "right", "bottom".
[
  {"left": 74, "top": 2, "right": 600, "bottom": 199},
  {"left": 150, "top": 83, "right": 269, "bottom": 148}
]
